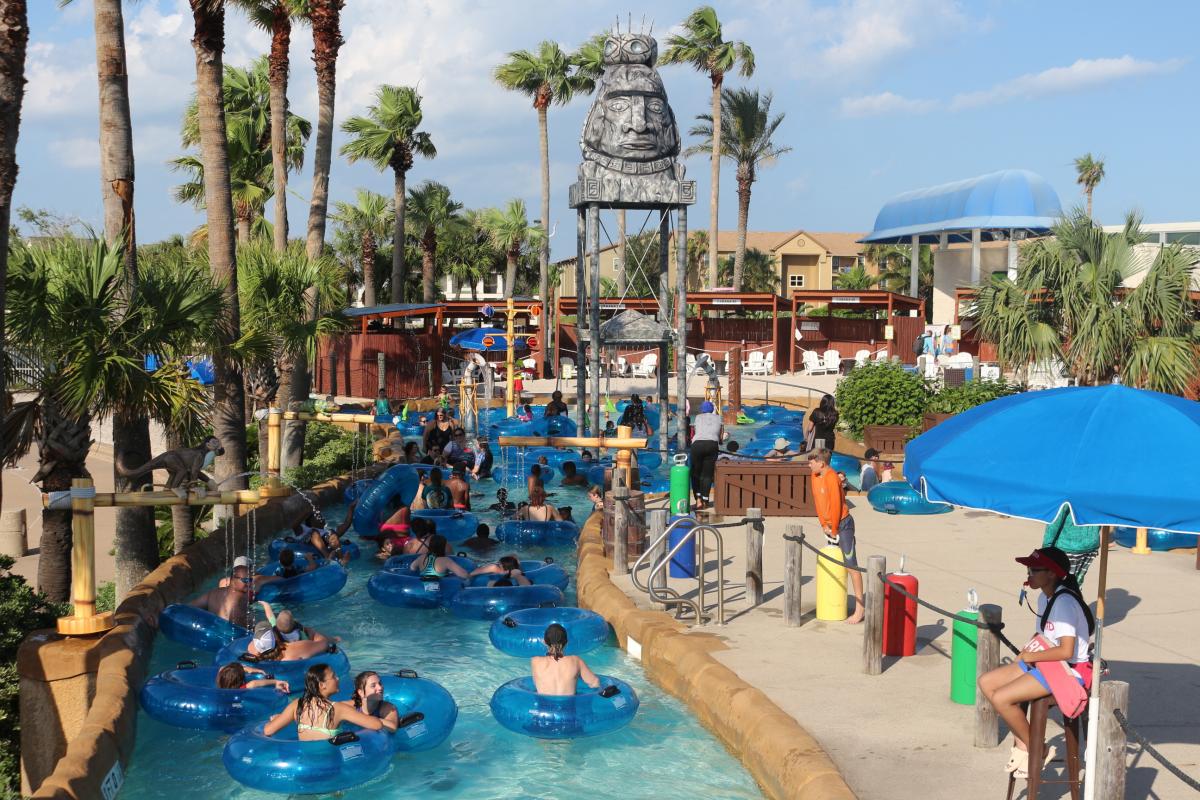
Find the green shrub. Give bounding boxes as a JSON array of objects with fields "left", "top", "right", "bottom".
[
  {"left": 836, "top": 361, "right": 931, "bottom": 439},
  {"left": 94, "top": 581, "right": 116, "bottom": 614},
  {"left": 284, "top": 422, "right": 374, "bottom": 490},
  {"left": 0, "top": 555, "right": 68, "bottom": 796},
  {"left": 926, "top": 379, "right": 1020, "bottom": 415}
]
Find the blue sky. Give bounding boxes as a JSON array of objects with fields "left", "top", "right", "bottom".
[{"left": 14, "top": 0, "right": 1199, "bottom": 260}]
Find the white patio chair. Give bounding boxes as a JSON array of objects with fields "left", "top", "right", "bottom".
[
  {"left": 560, "top": 357, "right": 576, "bottom": 380},
  {"left": 874, "top": 349, "right": 889, "bottom": 362},
  {"left": 685, "top": 353, "right": 696, "bottom": 375},
  {"left": 950, "top": 353, "right": 974, "bottom": 369},
  {"left": 742, "top": 350, "right": 767, "bottom": 375},
  {"left": 980, "top": 364, "right": 1001, "bottom": 381},
  {"left": 764, "top": 351, "right": 775, "bottom": 375},
  {"left": 854, "top": 349, "right": 871, "bottom": 367},
  {"left": 630, "top": 352, "right": 658, "bottom": 378},
  {"left": 821, "top": 349, "right": 840, "bottom": 373},
  {"left": 615, "top": 356, "right": 629, "bottom": 377},
  {"left": 801, "top": 350, "right": 836, "bottom": 376}
]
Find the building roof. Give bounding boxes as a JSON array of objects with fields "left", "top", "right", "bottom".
[
  {"left": 713, "top": 230, "right": 867, "bottom": 256},
  {"left": 862, "top": 169, "right": 1063, "bottom": 245},
  {"left": 341, "top": 303, "right": 441, "bottom": 318}
]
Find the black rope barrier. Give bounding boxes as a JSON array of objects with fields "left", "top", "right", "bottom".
[
  {"left": 877, "top": 572, "right": 1021, "bottom": 655},
  {"left": 1114, "top": 709, "right": 1200, "bottom": 792},
  {"left": 783, "top": 532, "right": 868, "bottom": 574}
]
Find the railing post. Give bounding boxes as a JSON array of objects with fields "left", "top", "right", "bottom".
[
  {"left": 863, "top": 555, "right": 886, "bottom": 675},
  {"left": 744, "top": 507, "right": 764, "bottom": 607},
  {"left": 647, "top": 509, "right": 668, "bottom": 607},
  {"left": 1096, "top": 681, "right": 1129, "bottom": 800},
  {"left": 784, "top": 524, "right": 803, "bottom": 627},
  {"left": 327, "top": 350, "right": 338, "bottom": 396},
  {"left": 612, "top": 468, "right": 629, "bottom": 576},
  {"left": 377, "top": 352, "right": 386, "bottom": 393},
  {"left": 974, "top": 604, "right": 1003, "bottom": 747}
]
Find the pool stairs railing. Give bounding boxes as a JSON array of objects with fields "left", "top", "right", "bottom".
[{"left": 630, "top": 514, "right": 727, "bottom": 626}]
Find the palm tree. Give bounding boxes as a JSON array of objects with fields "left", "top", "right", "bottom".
[
  {"left": 189, "top": 0, "right": 250, "bottom": 504},
  {"left": 686, "top": 88, "right": 790, "bottom": 291},
  {"left": 718, "top": 247, "right": 778, "bottom": 293},
  {"left": 662, "top": 6, "right": 755, "bottom": 288},
  {"left": 833, "top": 262, "right": 878, "bottom": 291},
  {"left": 332, "top": 189, "right": 392, "bottom": 306},
  {"left": 494, "top": 41, "right": 588, "bottom": 375},
  {"left": 685, "top": 230, "right": 709, "bottom": 291},
  {"left": 441, "top": 210, "right": 503, "bottom": 302},
  {"left": 4, "top": 239, "right": 224, "bottom": 600},
  {"left": 1073, "top": 153, "right": 1106, "bottom": 218},
  {"left": 340, "top": 85, "right": 436, "bottom": 304},
  {"left": 406, "top": 181, "right": 467, "bottom": 303},
  {"left": 232, "top": 0, "right": 308, "bottom": 252},
  {"left": 972, "top": 210, "right": 1199, "bottom": 392},
  {"left": 869, "top": 242, "right": 934, "bottom": 318},
  {"left": 303, "top": 0, "right": 342, "bottom": 260},
  {"left": 0, "top": 0, "right": 29, "bottom": 512},
  {"left": 483, "top": 199, "right": 545, "bottom": 301}
]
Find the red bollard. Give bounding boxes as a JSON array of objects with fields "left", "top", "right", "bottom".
[{"left": 882, "top": 567, "right": 919, "bottom": 657}]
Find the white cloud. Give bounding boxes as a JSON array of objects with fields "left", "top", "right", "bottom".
[
  {"left": 48, "top": 136, "right": 100, "bottom": 169},
  {"left": 24, "top": 42, "right": 96, "bottom": 119},
  {"left": 951, "top": 56, "right": 1186, "bottom": 109},
  {"left": 840, "top": 91, "right": 935, "bottom": 118}
]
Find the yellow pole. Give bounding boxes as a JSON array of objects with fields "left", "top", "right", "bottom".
[
  {"left": 616, "top": 424, "right": 634, "bottom": 489},
  {"left": 506, "top": 296, "right": 516, "bottom": 418},
  {"left": 1132, "top": 526, "right": 1151, "bottom": 555},
  {"left": 267, "top": 408, "right": 282, "bottom": 493},
  {"left": 57, "top": 478, "right": 115, "bottom": 636}
]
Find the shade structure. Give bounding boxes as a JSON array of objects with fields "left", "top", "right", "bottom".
[
  {"left": 449, "top": 327, "right": 529, "bottom": 352},
  {"left": 904, "top": 383, "right": 1200, "bottom": 800},
  {"left": 905, "top": 385, "right": 1200, "bottom": 533}
]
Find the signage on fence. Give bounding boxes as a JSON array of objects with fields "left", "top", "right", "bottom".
[
  {"left": 600, "top": 304, "right": 626, "bottom": 311},
  {"left": 712, "top": 298, "right": 742, "bottom": 306},
  {"left": 831, "top": 296, "right": 861, "bottom": 304},
  {"left": 482, "top": 336, "right": 495, "bottom": 348},
  {"left": 800, "top": 321, "right": 821, "bottom": 331}
]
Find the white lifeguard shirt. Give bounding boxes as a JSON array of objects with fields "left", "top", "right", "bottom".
[{"left": 1036, "top": 590, "right": 1091, "bottom": 664}]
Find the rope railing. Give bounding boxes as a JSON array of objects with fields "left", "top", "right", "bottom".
[
  {"left": 876, "top": 572, "right": 1021, "bottom": 656},
  {"left": 1114, "top": 709, "right": 1200, "bottom": 792}
]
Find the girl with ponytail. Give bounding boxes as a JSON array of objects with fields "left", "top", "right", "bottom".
[
  {"left": 530, "top": 624, "right": 601, "bottom": 696},
  {"left": 264, "top": 664, "right": 384, "bottom": 741},
  {"left": 978, "top": 546, "right": 1095, "bottom": 780},
  {"left": 341, "top": 671, "right": 399, "bottom": 732}
]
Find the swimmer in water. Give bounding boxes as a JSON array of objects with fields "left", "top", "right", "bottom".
[{"left": 531, "top": 624, "right": 600, "bottom": 696}]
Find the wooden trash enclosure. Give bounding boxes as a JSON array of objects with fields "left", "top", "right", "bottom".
[
  {"left": 713, "top": 461, "right": 815, "bottom": 517},
  {"left": 863, "top": 424, "right": 917, "bottom": 459},
  {"left": 601, "top": 489, "right": 647, "bottom": 557}
]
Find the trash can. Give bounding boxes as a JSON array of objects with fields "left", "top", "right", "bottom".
[{"left": 667, "top": 515, "right": 697, "bottom": 579}]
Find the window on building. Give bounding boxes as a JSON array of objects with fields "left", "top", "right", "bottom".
[
  {"left": 788, "top": 274, "right": 805, "bottom": 288},
  {"left": 1165, "top": 231, "right": 1200, "bottom": 245}
]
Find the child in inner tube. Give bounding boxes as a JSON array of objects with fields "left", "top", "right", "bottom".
[
  {"left": 470, "top": 554, "right": 531, "bottom": 586},
  {"left": 337, "top": 671, "right": 399, "bottom": 732},
  {"left": 265, "top": 664, "right": 384, "bottom": 741},
  {"left": 531, "top": 624, "right": 600, "bottom": 696},
  {"left": 216, "top": 662, "right": 289, "bottom": 693},
  {"left": 407, "top": 534, "right": 470, "bottom": 580},
  {"left": 488, "top": 488, "right": 516, "bottom": 517}
]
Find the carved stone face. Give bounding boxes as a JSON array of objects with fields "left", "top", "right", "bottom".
[{"left": 582, "top": 64, "right": 680, "bottom": 168}]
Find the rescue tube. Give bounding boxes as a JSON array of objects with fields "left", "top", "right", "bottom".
[
  {"left": 1113, "top": 527, "right": 1199, "bottom": 551},
  {"left": 367, "top": 570, "right": 465, "bottom": 609},
  {"left": 753, "top": 423, "right": 806, "bottom": 443},
  {"left": 343, "top": 479, "right": 379, "bottom": 503},
  {"left": 267, "top": 537, "right": 361, "bottom": 562},
  {"left": 256, "top": 563, "right": 348, "bottom": 605},
  {"left": 489, "top": 676, "right": 638, "bottom": 739},
  {"left": 213, "top": 635, "right": 350, "bottom": 687},
  {"left": 494, "top": 519, "right": 580, "bottom": 546},
  {"left": 449, "top": 584, "right": 564, "bottom": 621},
  {"left": 412, "top": 508, "right": 481, "bottom": 539},
  {"left": 159, "top": 604, "right": 247, "bottom": 652},
  {"left": 867, "top": 481, "right": 951, "bottom": 515},
  {"left": 353, "top": 465, "right": 420, "bottom": 538},
  {"left": 488, "top": 607, "right": 609, "bottom": 658},
  {"left": 330, "top": 670, "right": 458, "bottom": 753},
  {"left": 222, "top": 722, "right": 394, "bottom": 794},
  {"left": 140, "top": 663, "right": 287, "bottom": 731}
]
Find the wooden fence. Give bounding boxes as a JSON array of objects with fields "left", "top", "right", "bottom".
[{"left": 713, "top": 460, "right": 815, "bottom": 517}]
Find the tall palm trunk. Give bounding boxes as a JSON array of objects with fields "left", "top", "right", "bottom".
[
  {"left": 1085, "top": 189, "right": 1093, "bottom": 219},
  {"left": 616, "top": 210, "right": 627, "bottom": 295},
  {"left": 192, "top": 1, "right": 249, "bottom": 511},
  {"left": 236, "top": 205, "right": 252, "bottom": 243},
  {"left": 361, "top": 229, "right": 376, "bottom": 306},
  {"left": 536, "top": 98, "right": 550, "bottom": 378},
  {"left": 268, "top": 3, "right": 290, "bottom": 252},
  {"left": 732, "top": 171, "right": 751, "bottom": 291},
  {"left": 96, "top": 0, "right": 159, "bottom": 598},
  {"left": 0, "top": 0, "right": 30, "bottom": 512},
  {"left": 421, "top": 229, "right": 436, "bottom": 303},
  {"left": 504, "top": 250, "right": 517, "bottom": 300},
  {"left": 391, "top": 168, "right": 407, "bottom": 302},
  {"left": 707, "top": 72, "right": 723, "bottom": 287},
  {"left": 35, "top": 403, "right": 92, "bottom": 604}
]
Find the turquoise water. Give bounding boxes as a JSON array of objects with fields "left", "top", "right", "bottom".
[{"left": 121, "top": 478, "right": 764, "bottom": 799}]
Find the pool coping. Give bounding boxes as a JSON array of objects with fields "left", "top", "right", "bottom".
[
  {"left": 18, "top": 468, "right": 380, "bottom": 799},
  {"left": 575, "top": 511, "right": 858, "bottom": 800}
]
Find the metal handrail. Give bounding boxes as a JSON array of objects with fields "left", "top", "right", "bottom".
[{"left": 630, "top": 515, "right": 726, "bottom": 625}]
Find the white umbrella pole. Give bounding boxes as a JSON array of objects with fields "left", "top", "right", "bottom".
[{"left": 1082, "top": 525, "right": 1111, "bottom": 800}]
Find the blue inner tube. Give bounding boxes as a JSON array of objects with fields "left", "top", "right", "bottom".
[
  {"left": 737, "top": 439, "right": 780, "bottom": 457},
  {"left": 489, "top": 416, "right": 578, "bottom": 438},
  {"left": 499, "top": 447, "right": 580, "bottom": 468},
  {"left": 490, "top": 675, "right": 638, "bottom": 739},
  {"left": 449, "top": 584, "right": 564, "bottom": 621},
  {"left": 330, "top": 672, "right": 458, "bottom": 753},
  {"left": 353, "top": 465, "right": 420, "bottom": 538},
  {"left": 830, "top": 452, "right": 861, "bottom": 475},
  {"left": 140, "top": 664, "right": 287, "bottom": 731},
  {"left": 640, "top": 475, "right": 670, "bottom": 493},
  {"left": 256, "top": 563, "right": 348, "bottom": 605},
  {"left": 1113, "top": 527, "right": 1199, "bottom": 551},
  {"left": 412, "top": 509, "right": 480, "bottom": 539},
  {"left": 636, "top": 450, "right": 663, "bottom": 471},
  {"left": 753, "top": 423, "right": 806, "bottom": 443},
  {"left": 213, "top": 635, "right": 350, "bottom": 687},
  {"left": 493, "top": 464, "right": 556, "bottom": 484},
  {"left": 867, "top": 481, "right": 952, "bottom": 515},
  {"left": 267, "top": 537, "right": 361, "bottom": 562},
  {"left": 159, "top": 604, "right": 248, "bottom": 652},
  {"left": 343, "top": 479, "right": 379, "bottom": 504},
  {"left": 368, "top": 570, "right": 465, "bottom": 609},
  {"left": 489, "top": 607, "right": 609, "bottom": 658},
  {"left": 495, "top": 520, "right": 580, "bottom": 547},
  {"left": 383, "top": 554, "right": 477, "bottom": 573},
  {"left": 223, "top": 721, "right": 394, "bottom": 794},
  {"left": 586, "top": 464, "right": 608, "bottom": 486}
]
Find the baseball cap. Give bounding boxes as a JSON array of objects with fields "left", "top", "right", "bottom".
[
  {"left": 774, "top": 437, "right": 790, "bottom": 451},
  {"left": 233, "top": 556, "right": 251, "bottom": 569},
  {"left": 1015, "top": 547, "right": 1070, "bottom": 579}
]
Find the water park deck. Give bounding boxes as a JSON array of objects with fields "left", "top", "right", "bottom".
[{"left": 609, "top": 502, "right": 1200, "bottom": 800}]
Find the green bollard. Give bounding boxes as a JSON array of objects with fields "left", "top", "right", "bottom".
[
  {"left": 950, "top": 590, "right": 980, "bottom": 705},
  {"left": 669, "top": 454, "right": 690, "bottom": 516}
]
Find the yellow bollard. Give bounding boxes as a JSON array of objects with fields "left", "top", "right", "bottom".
[
  {"left": 1131, "top": 526, "right": 1152, "bottom": 555},
  {"left": 816, "top": 545, "right": 848, "bottom": 621}
]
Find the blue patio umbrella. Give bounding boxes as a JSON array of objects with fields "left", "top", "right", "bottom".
[
  {"left": 449, "top": 327, "right": 529, "bottom": 352},
  {"left": 904, "top": 384, "right": 1200, "bottom": 798}
]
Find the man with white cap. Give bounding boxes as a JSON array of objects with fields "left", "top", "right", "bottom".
[{"left": 689, "top": 400, "right": 725, "bottom": 509}]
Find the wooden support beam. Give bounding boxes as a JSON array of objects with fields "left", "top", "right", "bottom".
[
  {"left": 495, "top": 435, "right": 647, "bottom": 449},
  {"left": 863, "top": 554, "right": 886, "bottom": 675},
  {"left": 744, "top": 507, "right": 764, "bottom": 607},
  {"left": 974, "top": 604, "right": 1003, "bottom": 747},
  {"left": 612, "top": 469, "right": 630, "bottom": 576},
  {"left": 282, "top": 410, "right": 379, "bottom": 424},
  {"left": 784, "top": 523, "right": 804, "bottom": 627},
  {"left": 45, "top": 488, "right": 280, "bottom": 509}
]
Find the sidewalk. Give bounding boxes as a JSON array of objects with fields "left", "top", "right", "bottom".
[{"left": 611, "top": 504, "right": 1200, "bottom": 800}]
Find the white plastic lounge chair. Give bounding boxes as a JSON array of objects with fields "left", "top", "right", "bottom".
[
  {"left": 631, "top": 352, "right": 658, "bottom": 378},
  {"left": 821, "top": 349, "right": 840, "bottom": 373},
  {"left": 742, "top": 351, "right": 767, "bottom": 375},
  {"left": 560, "top": 357, "right": 576, "bottom": 380},
  {"left": 801, "top": 350, "right": 836, "bottom": 376},
  {"left": 685, "top": 353, "right": 696, "bottom": 375},
  {"left": 874, "top": 349, "right": 889, "bottom": 362},
  {"left": 854, "top": 349, "right": 871, "bottom": 367},
  {"left": 764, "top": 351, "right": 775, "bottom": 375},
  {"left": 615, "top": 356, "right": 629, "bottom": 377}
]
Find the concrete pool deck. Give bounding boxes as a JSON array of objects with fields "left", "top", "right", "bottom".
[{"left": 608, "top": 502, "right": 1200, "bottom": 800}]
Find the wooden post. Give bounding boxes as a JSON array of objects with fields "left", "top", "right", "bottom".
[
  {"left": 647, "top": 508, "right": 668, "bottom": 606},
  {"left": 744, "top": 507, "right": 764, "bottom": 607},
  {"left": 56, "top": 478, "right": 115, "bottom": 636},
  {"left": 615, "top": 425, "right": 634, "bottom": 490},
  {"left": 863, "top": 555, "right": 886, "bottom": 675},
  {"left": 328, "top": 350, "right": 338, "bottom": 396},
  {"left": 1096, "top": 680, "right": 1130, "bottom": 800},
  {"left": 724, "top": 345, "right": 742, "bottom": 424},
  {"left": 612, "top": 468, "right": 630, "bottom": 576},
  {"left": 784, "top": 523, "right": 804, "bottom": 627},
  {"left": 266, "top": 409, "right": 283, "bottom": 493},
  {"left": 377, "top": 351, "right": 386, "bottom": 393},
  {"left": 974, "top": 603, "right": 1003, "bottom": 747}
]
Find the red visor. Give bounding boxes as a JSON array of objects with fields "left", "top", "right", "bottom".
[{"left": 1015, "top": 549, "right": 1068, "bottom": 579}]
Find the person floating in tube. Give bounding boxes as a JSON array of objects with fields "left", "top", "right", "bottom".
[
  {"left": 532, "top": 624, "right": 600, "bottom": 696},
  {"left": 978, "top": 546, "right": 1095, "bottom": 781}
]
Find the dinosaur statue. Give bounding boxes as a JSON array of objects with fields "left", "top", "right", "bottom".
[{"left": 116, "top": 436, "right": 223, "bottom": 497}]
